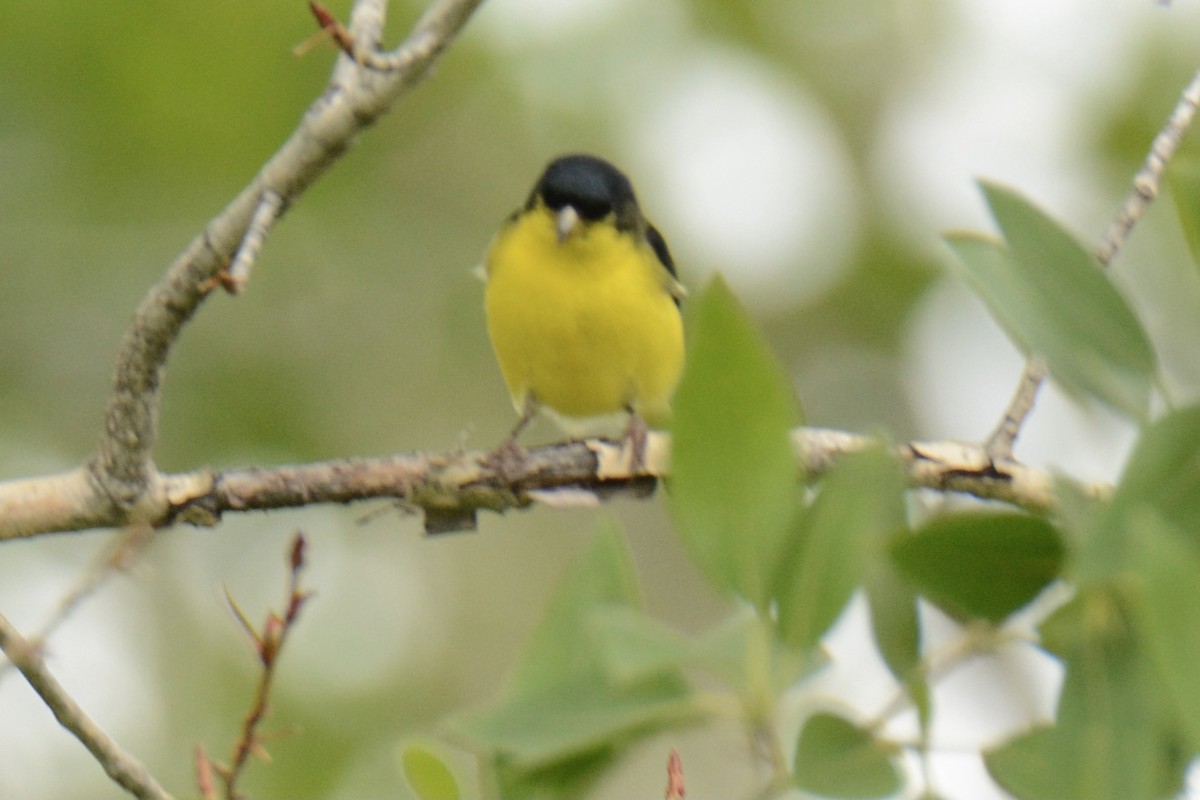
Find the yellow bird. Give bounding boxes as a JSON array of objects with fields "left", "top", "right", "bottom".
[{"left": 482, "top": 154, "right": 686, "bottom": 462}]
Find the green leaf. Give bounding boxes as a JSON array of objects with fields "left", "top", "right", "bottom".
[
  {"left": 864, "top": 561, "right": 920, "bottom": 681},
  {"left": 451, "top": 525, "right": 696, "bottom": 782},
  {"left": 1080, "top": 405, "right": 1200, "bottom": 581},
  {"left": 1128, "top": 510, "right": 1200, "bottom": 753},
  {"left": 505, "top": 523, "right": 642, "bottom": 697},
  {"left": 944, "top": 180, "right": 1157, "bottom": 419},
  {"left": 774, "top": 447, "right": 906, "bottom": 651},
  {"left": 493, "top": 748, "right": 614, "bottom": 800},
  {"left": 400, "top": 740, "right": 462, "bottom": 800},
  {"left": 889, "top": 512, "right": 1065, "bottom": 622},
  {"left": 670, "top": 275, "right": 802, "bottom": 607},
  {"left": 986, "top": 589, "right": 1188, "bottom": 800},
  {"left": 689, "top": 607, "right": 822, "bottom": 694},
  {"left": 458, "top": 675, "right": 694, "bottom": 767},
  {"left": 944, "top": 233, "right": 1044, "bottom": 352},
  {"left": 1166, "top": 154, "right": 1200, "bottom": 269},
  {"left": 982, "top": 181, "right": 1157, "bottom": 418},
  {"left": 590, "top": 606, "right": 694, "bottom": 683},
  {"left": 865, "top": 561, "right": 927, "bottom": 733},
  {"left": 793, "top": 712, "right": 903, "bottom": 799},
  {"left": 1111, "top": 404, "right": 1200, "bottom": 546}
]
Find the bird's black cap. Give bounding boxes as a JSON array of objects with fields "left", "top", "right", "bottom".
[
  {"left": 526, "top": 154, "right": 679, "bottom": 287},
  {"left": 530, "top": 154, "right": 642, "bottom": 231}
]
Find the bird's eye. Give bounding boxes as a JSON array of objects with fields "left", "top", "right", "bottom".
[
  {"left": 573, "top": 197, "right": 610, "bottom": 220},
  {"left": 542, "top": 187, "right": 569, "bottom": 211}
]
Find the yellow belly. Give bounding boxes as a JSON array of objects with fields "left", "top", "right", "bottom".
[{"left": 484, "top": 209, "right": 684, "bottom": 426}]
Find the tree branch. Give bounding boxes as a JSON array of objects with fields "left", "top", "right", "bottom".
[
  {"left": 87, "top": 0, "right": 486, "bottom": 521},
  {"left": 0, "top": 428, "right": 1110, "bottom": 540},
  {"left": 984, "top": 69, "right": 1200, "bottom": 459},
  {"left": 220, "top": 190, "right": 284, "bottom": 294},
  {"left": 0, "top": 613, "right": 175, "bottom": 800}
]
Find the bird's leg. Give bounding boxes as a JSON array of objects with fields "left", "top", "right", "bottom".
[
  {"left": 508, "top": 397, "right": 538, "bottom": 443},
  {"left": 486, "top": 396, "right": 537, "bottom": 479},
  {"left": 622, "top": 406, "right": 649, "bottom": 474}
]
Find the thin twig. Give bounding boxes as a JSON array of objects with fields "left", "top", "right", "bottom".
[
  {"left": 0, "top": 428, "right": 1112, "bottom": 541},
  {"left": 195, "top": 745, "right": 219, "bottom": 800},
  {"left": 665, "top": 748, "right": 685, "bottom": 800},
  {"left": 196, "top": 533, "right": 313, "bottom": 800},
  {"left": 0, "top": 612, "right": 176, "bottom": 800},
  {"left": 982, "top": 357, "right": 1047, "bottom": 461},
  {"left": 0, "top": 523, "right": 155, "bottom": 678},
  {"left": 984, "top": 69, "right": 1200, "bottom": 459},
  {"left": 309, "top": 0, "right": 481, "bottom": 72},
  {"left": 216, "top": 191, "right": 285, "bottom": 295},
  {"left": 1095, "top": 69, "right": 1200, "bottom": 268}
]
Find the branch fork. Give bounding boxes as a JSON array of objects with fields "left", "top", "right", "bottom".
[{"left": 984, "top": 69, "right": 1200, "bottom": 458}]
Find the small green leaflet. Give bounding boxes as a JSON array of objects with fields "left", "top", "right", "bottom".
[
  {"left": 889, "top": 511, "right": 1064, "bottom": 623},
  {"left": 793, "top": 712, "right": 903, "bottom": 799},
  {"left": 400, "top": 740, "right": 462, "bottom": 800}
]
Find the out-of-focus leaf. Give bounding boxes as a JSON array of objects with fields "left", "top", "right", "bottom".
[
  {"left": 451, "top": 525, "right": 697, "bottom": 791},
  {"left": 1128, "top": 510, "right": 1200, "bottom": 753},
  {"left": 865, "top": 562, "right": 920, "bottom": 682},
  {"left": 774, "top": 447, "right": 905, "bottom": 651},
  {"left": 986, "top": 589, "right": 1188, "bottom": 800},
  {"left": 400, "top": 740, "right": 461, "bottom": 800},
  {"left": 944, "top": 180, "right": 1157, "bottom": 419},
  {"left": 1080, "top": 405, "right": 1200, "bottom": 581},
  {"left": 1110, "top": 405, "right": 1200, "bottom": 546},
  {"left": 889, "top": 512, "right": 1065, "bottom": 622},
  {"left": 944, "top": 233, "right": 1042, "bottom": 351},
  {"left": 982, "top": 181, "right": 1156, "bottom": 419},
  {"left": 670, "top": 275, "right": 802, "bottom": 607},
  {"left": 793, "top": 712, "right": 903, "bottom": 799},
  {"left": 591, "top": 606, "right": 693, "bottom": 683},
  {"left": 505, "top": 523, "right": 641, "bottom": 697},
  {"left": 458, "top": 675, "right": 694, "bottom": 767},
  {"left": 1167, "top": 154, "right": 1200, "bottom": 270},
  {"left": 689, "top": 607, "right": 821, "bottom": 701},
  {"left": 492, "top": 748, "right": 613, "bottom": 800}
]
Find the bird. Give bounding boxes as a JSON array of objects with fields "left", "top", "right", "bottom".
[{"left": 481, "top": 154, "right": 686, "bottom": 469}]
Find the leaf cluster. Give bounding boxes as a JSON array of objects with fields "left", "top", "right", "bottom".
[{"left": 402, "top": 184, "right": 1200, "bottom": 799}]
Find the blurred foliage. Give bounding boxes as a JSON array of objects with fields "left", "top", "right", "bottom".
[
  {"left": 427, "top": 236, "right": 1200, "bottom": 798},
  {"left": 5, "top": 1, "right": 1200, "bottom": 799}
]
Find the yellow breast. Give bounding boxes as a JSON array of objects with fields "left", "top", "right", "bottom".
[{"left": 484, "top": 207, "right": 684, "bottom": 426}]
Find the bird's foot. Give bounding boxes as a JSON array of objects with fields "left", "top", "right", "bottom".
[
  {"left": 621, "top": 412, "right": 649, "bottom": 474},
  {"left": 485, "top": 436, "right": 531, "bottom": 483}
]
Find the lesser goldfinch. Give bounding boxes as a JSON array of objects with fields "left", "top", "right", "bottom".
[{"left": 482, "top": 154, "right": 686, "bottom": 462}]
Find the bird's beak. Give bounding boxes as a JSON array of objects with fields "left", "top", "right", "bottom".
[{"left": 555, "top": 205, "right": 581, "bottom": 244}]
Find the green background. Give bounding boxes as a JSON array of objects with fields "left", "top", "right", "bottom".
[{"left": 3, "top": 1, "right": 1200, "bottom": 797}]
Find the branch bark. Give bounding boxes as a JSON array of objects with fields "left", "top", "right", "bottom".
[{"left": 0, "top": 428, "right": 1111, "bottom": 540}]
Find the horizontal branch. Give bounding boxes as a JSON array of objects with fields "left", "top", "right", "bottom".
[{"left": 0, "top": 428, "right": 1110, "bottom": 541}]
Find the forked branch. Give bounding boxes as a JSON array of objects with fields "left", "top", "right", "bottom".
[
  {"left": 984, "top": 69, "right": 1200, "bottom": 459},
  {"left": 86, "top": 0, "right": 485, "bottom": 523}
]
